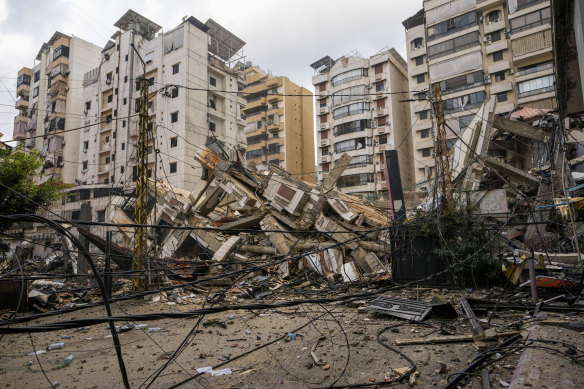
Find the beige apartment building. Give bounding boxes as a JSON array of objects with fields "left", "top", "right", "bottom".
[
  {"left": 12, "top": 32, "right": 102, "bottom": 184},
  {"left": 310, "top": 49, "right": 413, "bottom": 201},
  {"left": 242, "top": 66, "right": 315, "bottom": 182},
  {"left": 403, "top": 0, "right": 556, "bottom": 186}
]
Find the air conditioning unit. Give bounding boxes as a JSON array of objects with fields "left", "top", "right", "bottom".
[
  {"left": 484, "top": 75, "right": 492, "bottom": 84},
  {"left": 83, "top": 148, "right": 87, "bottom": 153},
  {"left": 83, "top": 110, "right": 88, "bottom": 115},
  {"left": 106, "top": 79, "right": 112, "bottom": 85},
  {"left": 508, "top": 69, "right": 514, "bottom": 74},
  {"left": 493, "top": 19, "right": 499, "bottom": 23},
  {"left": 486, "top": 21, "right": 491, "bottom": 25},
  {"left": 483, "top": 36, "right": 492, "bottom": 44},
  {"left": 371, "top": 119, "right": 377, "bottom": 129}
]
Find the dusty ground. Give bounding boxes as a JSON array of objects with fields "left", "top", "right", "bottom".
[{"left": 0, "top": 288, "right": 582, "bottom": 388}]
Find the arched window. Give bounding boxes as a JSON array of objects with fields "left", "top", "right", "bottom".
[
  {"left": 487, "top": 10, "right": 500, "bottom": 23},
  {"left": 412, "top": 37, "right": 424, "bottom": 50}
]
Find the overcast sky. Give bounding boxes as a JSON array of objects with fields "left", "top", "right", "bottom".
[{"left": 0, "top": 0, "right": 422, "bottom": 142}]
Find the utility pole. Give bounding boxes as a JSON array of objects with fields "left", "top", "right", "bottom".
[
  {"left": 432, "top": 83, "right": 453, "bottom": 201},
  {"left": 132, "top": 77, "right": 149, "bottom": 289}
]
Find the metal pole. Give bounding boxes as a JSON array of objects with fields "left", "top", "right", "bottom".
[{"left": 105, "top": 230, "right": 113, "bottom": 300}]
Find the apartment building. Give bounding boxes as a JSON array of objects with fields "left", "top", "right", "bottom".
[
  {"left": 242, "top": 66, "right": 315, "bottom": 182},
  {"left": 79, "top": 10, "right": 247, "bottom": 195},
  {"left": 12, "top": 32, "right": 102, "bottom": 184},
  {"left": 310, "top": 49, "right": 413, "bottom": 201},
  {"left": 403, "top": 0, "right": 556, "bottom": 186}
]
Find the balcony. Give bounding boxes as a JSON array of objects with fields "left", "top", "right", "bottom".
[
  {"left": 316, "top": 89, "right": 330, "bottom": 99},
  {"left": 320, "top": 155, "right": 331, "bottom": 163},
  {"left": 15, "top": 98, "right": 29, "bottom": 111},
  {"left": 373, "top": 73, "right": 386, "bottom": 82},
  {"left": 511, "top": 29, "right": 552, "bottom": 62},
  {"left": 13, "top": 120, "right": 27, "bottom": 140},
  {"left": 320, "top": 138, "right": 331, "bottom": 147},
  {"left": 16, "top": 83, "right": 30, "bottom": 99},
  {"left": 375, "top": 107, "right": 389, "bottom": 117},
  {"left": 476, "top": 0, "right": 505, "bottom": 10},
  {"left": 319, "top": 106, "right": 330, "bottom": 115}
]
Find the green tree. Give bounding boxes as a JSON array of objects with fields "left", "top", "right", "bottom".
[{"left": 0, "top": 148, "right": 69, "bottom": 229}]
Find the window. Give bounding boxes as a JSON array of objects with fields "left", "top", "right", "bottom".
[
  {"left": 85, "top": 101, "right": 91, "bottom": 111},
  {"left": 256, "top": 120, "right": 263, "bottom": 129},
  {"left": 344, "top": 155, "right": 373, "bottom": 169},
  {"left": 516, "top": 61, "right": 553, "bottom": 76},
  {"left": 106, "top": 72, "right": 112, "bottom": 83},
  {"left": 421, "top": 148, "right": 432, "bottom": 157},
  {"left": 171, "top": 111, "right": 178, "bottom": 123},
  {"left": 334, "top": 137, "right": 371, "bottom": 153},
  {"left": 427, "top": 31, "right": 480, "bottom": 60},
  {"left": 147, "top": 146, "right": 153, "bottom": 154},
  {"left": 487, "top": 10, "right": 500, "bottom": 23},
  {"left": 419, "top": 110, "right": 428, "bottom": 120},
  {"left": 420, "top": 129, "right": 430, "bottom": 138},
  {"left": 83, "top": 140, "right": 89, "bottom": 150},
  {"left": 379, "top": 135, "right": 388, "bottom": 145},
  {"left": 82, "top": 161, "right": 88, "bottom": 170},
  {"left": 97, "top": 210, "right": 105, "bottom": 223},
  {"left": 172, "top": 63, "right": 179, "bottom": 74},
  {"left": 494, "top": 71, "right": 506, "bottom": 82},
  {"left": 510, "top": 7, "right": 551, "bottom": 34},
  {"left": 33, "top": 86, "right": 39, "bottom": 98},
  {"left": 332, "top": 85, "right": 367, "bottom": 107},
  {"left": 427, "top": 11, "right": 477, "bottom": 41},
  {"left": 105, "top": 156, "right": 110, "bottom": 164},
  {"left": 416, "top": 74, "right": 425, "bottom": 84},
  {"left": 336, "top": 173, "right": 374, "bottom": 188},
  {"left": 148, "top": 77, "right": 154, "bottom": 86},
  {"left": 107, "top": 94, "right": 113, "bottom": 103},
  {"left": 125, "top": 54, "right": 128, "bottom": 61},
  {"left": 376, "top": 83, "right": 384, "bottom": 92},
  {"left": 34, "top": 70, "right": 40, "bottom": 83},
  {"left": 414, "top": 56, "right": 424, "bottom": 66},
  {"left": 106, "top": 115, "right": 112, "bottom": 123},
  {"left": 412, "top": 37, "right": 424, "bottom": 49},
  {"left": 333, "top": 119, "right": 370, "bottom": 137},
  {"left": 268, "top": 143, "right": 280, "bottom": 154},
  {"left": 321, "top": 148, "right": 329, "bottom": 156},
  {"left": 439, "top": 70, "right": 484, "bottom": 94},
  {"left": 210, "top": 76, "right": 216, "bottom": 86},
  {"left": 209, "top": 99, "right": 216, "bottom": 109},
  {"left": 496, "top": 92, "right": 508, "bottom": 102},
  {"left": 209, "top": 121, "right": 216, "bottom": 132},
  {"left": 517, "top": 74, "right": 555, "bottom": 97},
  {"left": 121, "top": 142, "right": 125, "bottom": 150},
  {"left": 124, "top": 76, "right": 128, "bottom": 83},
  {"left": 492, "top": 50, "right": 503, "bottom": 62},
  {"left": 147, "top": 169, "right": 152, "bottom": 178},
  {"left": 444, "top": 91, "right": 486, "bottom": 113},
  {"left": 53, "top": 45, "right": 69, "bottom": 60},
  {"left": 17, "top": 74, "right": 31, "bottom": 87},
  {"left": 459, "top": 114, "right": 475, "bottom": 131},
  {"left": 331, "top": 68, "right": 367, "bottom": 87},
  {"left": 417, "top": 92, "right": 426, "bottom": 100},
  {"left": 171, "top": 87, "right": 178, "bottom": 98},
  {"left": 490, "top": 30, "right": 502, "bottom": 42},
  {"left": 332, "top": 102, "right": 370, "bottom": 120},
  {"left": 120, "top": 166, "right": 124, "bottom": 173},
  {"left": 122, "top": 120, "right": 126, "bottom": 128},
  {"left": 144, "top": 52, "right": 153, "bottom": 63},
  {"left": 123, "top": 98, "right": 127, "bottom": 105}
]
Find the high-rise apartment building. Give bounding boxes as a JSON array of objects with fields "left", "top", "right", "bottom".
[
  {"left": 403, "top": 0, "right": 556, "bottom": 186},
  {"left": 13, "top": 32, "right": 102, "bottom": 184},
  {"left": 79, "top": 10, "right": 247, "bottom": 194},
  {"left": 242, "top": 66, "right": 315, "bottom": 182},
  {"left": 310, "top": 49, "right": 413, "bottom": 201}
]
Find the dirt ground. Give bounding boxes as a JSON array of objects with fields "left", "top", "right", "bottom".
[{"left": 1, "top": 288, "right": 583, "bottom": 388}]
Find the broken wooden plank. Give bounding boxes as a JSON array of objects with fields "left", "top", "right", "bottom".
[
  {"left": 493, "top": 115, "right": 550, "bottom": 142},
  {"left": 483, "top": 157, "right": 539, "bottom": 187}
]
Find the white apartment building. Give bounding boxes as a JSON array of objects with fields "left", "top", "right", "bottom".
[
  {"left": 403, "top": 0, "right": 556, "bottom": 186},
  {"left": 311, "top": 49, "right": 414, "bottom": 201},
  {"left": 79, "top": 10, "right": 247, "bottom": 194}
]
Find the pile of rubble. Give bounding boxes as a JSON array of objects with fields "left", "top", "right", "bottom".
[{"left": 82, "top": 141, "right": 393, "bottom": 283}]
